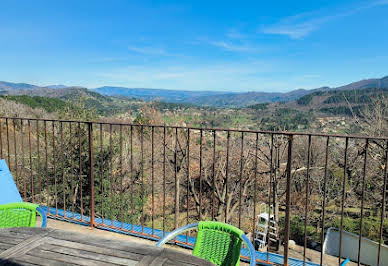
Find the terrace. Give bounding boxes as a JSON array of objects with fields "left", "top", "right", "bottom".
[{"left": 0, "top": 116, "right": 387, "bottom": 265}]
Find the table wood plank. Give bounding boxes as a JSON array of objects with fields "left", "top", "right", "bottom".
[
  {"left": 46, "top": 238, "right": 144, "bottom": 261},
  {"left": 39, "top": 243, "right": 139, "bottom": 265},
  {"left": 4, "top": 258, "right": 38, "bottom": 266},
  {"left": 148, "top": 256, "right": 169, "bottom": 266},
  {"left": 0, "top": 234, "right": 49, "bottom": 259},
  {"left": 0, "top": 237, "right": 23, "bottom": 246},
  {"left": 27, "top": 249, "right": 117, "bottom": 266},
  {"left": 137, "top": 255, "right": 161, "bottom": 266},
  {"left": 11, "top": 253, "right": 78, "bottom": 266},
  {"left": 0, "top": 243, "right": 12, "bottom": 251},
  {"left": 0, "top": 230, "right": 34, "bottom": 241},
  {"left": 160, "top": 249, "right": 214, "bottom": 265},
  {"left": 48, "top": 229, "right": 161, "bottom": 256}
]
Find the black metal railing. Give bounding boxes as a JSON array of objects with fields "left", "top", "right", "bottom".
[{"left": 0, "top": 116, "right": 387, "bottom": 265}]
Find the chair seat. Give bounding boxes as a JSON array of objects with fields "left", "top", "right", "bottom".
[
  {"left": 0, "top": 202, "right": 47, "bottom": 228},
  {"left": 156, "top": 221, "right": 256, "bottom": 266}
]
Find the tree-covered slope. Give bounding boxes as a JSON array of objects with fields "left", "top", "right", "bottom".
[{"left": 0, "top": 95, "right": 67, "bottom": 113}]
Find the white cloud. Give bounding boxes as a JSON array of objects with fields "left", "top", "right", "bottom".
[
  {"left": 197, "top": 37, "right": 262, "bottom": 53},
  {"left": 262, "top": 0, "right": 388, "bottom": 39},
  {"left": 208, "top": 41, "right": 256, "bottom": 52},
  {"left": 128, "top": 46, "right": 168, "bottom": 56},
  {"left": 262, "top": 22, "right": 319, "bottom": 39}
]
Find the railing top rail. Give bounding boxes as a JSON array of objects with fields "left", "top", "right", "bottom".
[{"left": 1, "top": 116, "right": 387, "bottom": 140}]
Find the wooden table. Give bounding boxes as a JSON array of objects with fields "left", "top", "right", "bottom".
[{"left": 0, "top": 227, "right": 214, "bottom": 265}]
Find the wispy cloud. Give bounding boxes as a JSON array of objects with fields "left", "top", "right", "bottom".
[
  {"left": 262, "top": 18, "right": 324, "bottom": 39},
  {"left": 208, "top": 41, "right": 255, "bottom": 52},
  {"left": 197, "top": 37, "right": 261, "bottom": 53},
  {"left": 226, "top": 29, "right": 248, "bottom": 39},
  {"left": 128, "top": 45, "right": 168, "bottom": 56},
  {"left": 373, "top": 0, "right": 388, "bottom": 5},
  {"left": 262, "top": 0, "right": 388, "bottom": 39}
]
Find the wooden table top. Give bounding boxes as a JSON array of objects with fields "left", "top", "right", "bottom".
[{"left": 0, "top": 227, "right": 214, "bottom": 266}]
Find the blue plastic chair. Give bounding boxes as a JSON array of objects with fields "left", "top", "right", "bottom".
[{"left": 0, "top": 160, "right": 47, "bottom": 228}]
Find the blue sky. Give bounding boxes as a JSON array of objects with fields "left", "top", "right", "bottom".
[{"left": 0, "top": 0, "right": 387, "bottom": 92}]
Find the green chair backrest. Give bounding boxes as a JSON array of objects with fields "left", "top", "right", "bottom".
[
  {"left": 0, "top": 202, "right": 39, "bottom": 228},
  {"left": 193, "top": 221, "right": 243, "bottom": 266}
]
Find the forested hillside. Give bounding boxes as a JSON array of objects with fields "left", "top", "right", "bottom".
[
  {"left": 0, "top": 95, "right": 67, "bottom": 113},
  {"left": 0, "top": 86, "right": 387, "bottom": 135},
  {"left": 2, "top": 75, "right": 387, "bottom": 108},
  {"left": 0, "top": 77, "right": 387, "bottom": 135}
]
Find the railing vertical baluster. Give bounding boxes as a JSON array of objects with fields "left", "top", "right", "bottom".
[
  {"left": 28, "top": 120, "right": 33, "bottom": 202},
  {"left": 151, "top": 126, "right": 155, "bottom": 236},
  {"left": 339, "top": 137, "right": 349, "bottom": 264},
  {"left": 225, "top": 131, "right": 230, "bottom": 223},
  {"left": 88, "top": 122, "right": 95, "bottom": 228},
  {"left": 140, "top": 125, "right": 144, "bottom": 233},
  {"left": 268, "top": 133, "right": 274, "bottom": 262},
  {"left": 52, "top": 122, "right": 57, "bottom": 214},
  {"left": 130, "top": 125, "right": 133, "bottom": 230},
  {"left": 284, "top": 134, "right": 294, "bottom": 266},
  {"left": 377, "top": 140, "right": 388, "bottom": 266},
  {"left": 199, "top": 129, "right": 203, "bottom": 220},
  {"left": 320, "top": 137, "right": 330, "bottom": 266},
  {"left": 119, "top": 124, "right": 123, "bottom": 229},
  {"left": 60, "top": 122, "right": 66, "bottom": 217},
  {"left": 252, "top": 133, "right": 258, "bottom": 244},
  {"left": 20, "top": 120, "right": 26, "bottom": 199},
  {"left": 70, "top": 123, "right": 74, "bottom": 217},
  {"left": 238, "top": 132, "right": 244, "bottom": 228},
  {"left": 6, "top": 118, "right": 10, "bottom": 167},
  {"left": 78, "top": 122, "right": 83, "bottom": 221},
  {"left": 36, "top": 120, "right": 41, "bottom": 204},
  {"left": 109, "top": 124, "right": 113, "bottom": 226},
  {"left": 174, "top": 127, "right": 178, "bottom": 229},
  {"left": 12, "top": 119, "right": 18, "bottom": 185},
  {"left": 100, "top": 123, "right": 104, "bottom": 225},
  {"left": 44, "top": 121, "right": 48, "bottom": 210},
  {"left": 162, "top": 126, "right": 166, "bottom": 235},
  {"left": 303, "top": 135, "right": 312, "bottom": 265},
  {"left": 272, "top": 135, "right": 277, "bottom": 233},
  {"left": 186, "top": 128, "right": 190, "bottom": 243},
  {"left": 357, "top": 139, "right": 368, "bottom": 265},
  {"left": 212, "top": 130, "right": 216, "bottom": 221}
]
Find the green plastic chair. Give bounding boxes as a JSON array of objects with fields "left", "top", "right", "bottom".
[
  {"left": 0, "top": 202, "right": 47, "bottom": 228},
  {"left": 156, "top": 221, "right": 256, "bottom": 266}
]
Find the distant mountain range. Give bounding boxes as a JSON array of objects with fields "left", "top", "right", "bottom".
[
  {"left": 1, "top": 75, "right": 387, "bottom": 108},
  {"left": 93, "top": 86, "right": 311, "bottom": 106},
  {"left": 0, "top": 81, "right": 38, "bottom": 90},
  {"left": 90, "top": 76, "right": 388, "bottom": 107},
  {"left": 94, "top": 86, "right": 228, "bottom": 102},
  {"left": 44, "top": 85, "right": 68, "bottom": 89}
]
